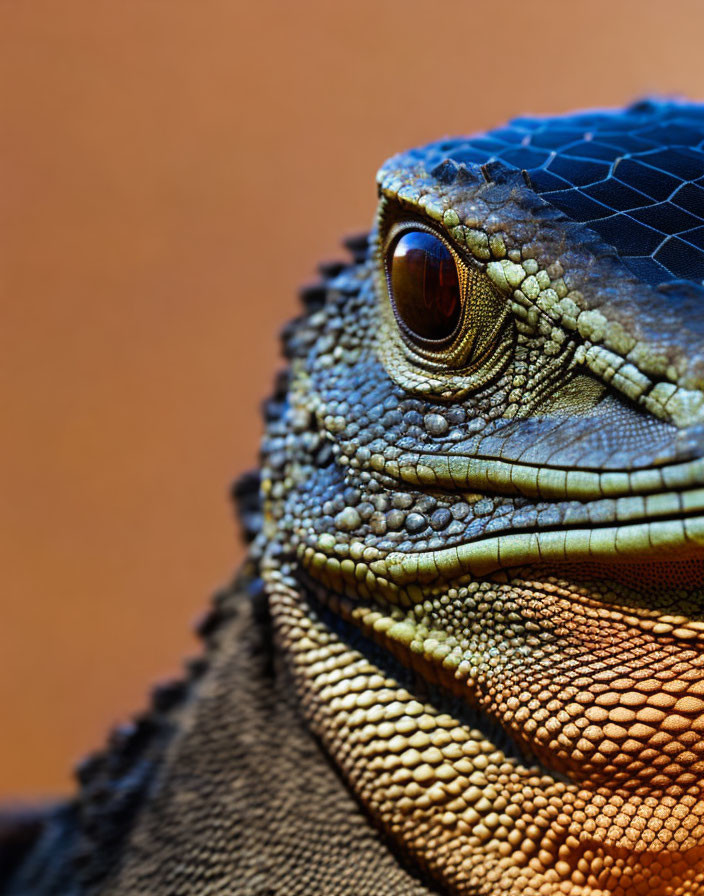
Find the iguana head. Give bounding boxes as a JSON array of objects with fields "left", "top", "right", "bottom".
[{"left": 259, "top": 101, "right": 704, "bottom": 895}]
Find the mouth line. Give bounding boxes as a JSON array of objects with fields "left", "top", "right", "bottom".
[
  {"left": 370, "top": 450, "right": 704, "bottom": 502},
  {"left": 373, "top": 511, "right": 704, "bottom": 586},
  {"left": 301, "top": 508, "right": 704, "bottom": 604}
]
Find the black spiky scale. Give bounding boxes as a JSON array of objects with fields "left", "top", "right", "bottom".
[{"left": 411, "top": 101, "right": 704, "bottom": 286}]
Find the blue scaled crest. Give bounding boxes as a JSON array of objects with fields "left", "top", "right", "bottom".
[{"left": 409, "top": 100, "right": 704, "bottom": 287}]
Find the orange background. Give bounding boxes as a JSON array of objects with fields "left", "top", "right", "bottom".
[{"left": 2, "top": 0, "right": 704, "bottom": 798}]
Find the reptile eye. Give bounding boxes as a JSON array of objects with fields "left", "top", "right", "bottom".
[{"left": 387, "top": 230, "right": 462, "bottom": 344}]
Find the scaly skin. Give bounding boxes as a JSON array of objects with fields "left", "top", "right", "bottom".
[
  {"left": 5, "top": 101, "right": 704, "bottom": 896},
  {"left": 259, "top": 102, "right": 704, "bottom": 895}
]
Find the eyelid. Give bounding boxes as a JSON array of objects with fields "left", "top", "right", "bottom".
[{"left": 382, "top": 219, "right": 454, "bottom": 256}]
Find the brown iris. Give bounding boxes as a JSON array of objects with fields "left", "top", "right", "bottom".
[{"left": 387, "top": 230, "right": 462, "bottom": 344}]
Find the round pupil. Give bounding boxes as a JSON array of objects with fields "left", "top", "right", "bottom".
[{"left": 388, "top": 231, "right": 461, "bottom": 342}]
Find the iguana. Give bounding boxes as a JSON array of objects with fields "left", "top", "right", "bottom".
[{"left": 4, "top": 99, "right": 704, "bottom": 896}]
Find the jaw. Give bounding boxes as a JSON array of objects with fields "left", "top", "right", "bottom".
[
  {"left": 279, "top": 427, "right": 704, "bottom": 892},
  {"left": 265, "top": 563, "right": 704, "bottom": 896},
  {"left": 326, "top": 561, "right": 704, "bottom": 792}
]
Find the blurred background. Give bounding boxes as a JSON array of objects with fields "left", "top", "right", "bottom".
[{"left": 1, "top": 0, "right": 703, "bottom": 798}]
